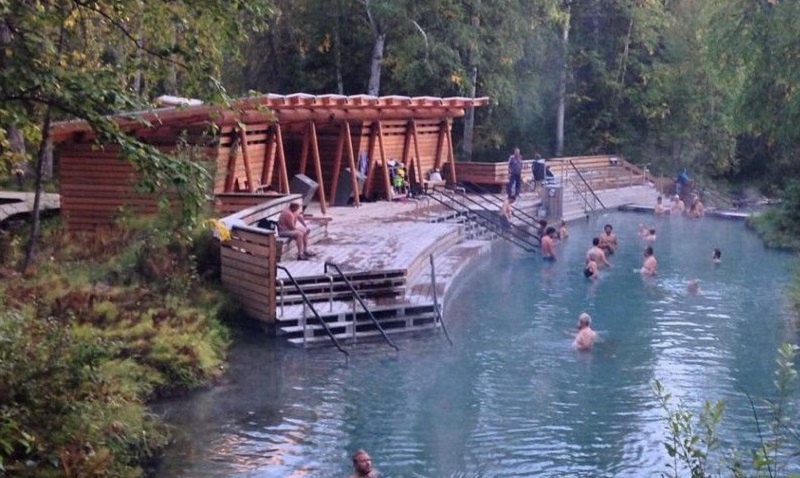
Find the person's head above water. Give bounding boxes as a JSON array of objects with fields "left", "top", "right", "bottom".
[
  {"left": 593, "top": 237, "right": 600, "bottom": 246},
  {"left": 578, "top": 312, "right": 592, "bottom": 329},
  {"left": 713, "top": 248, "right": 722, "bottom": 261},
  {"left": 351, "top": 449, "right": 375, "bottom": 477}
]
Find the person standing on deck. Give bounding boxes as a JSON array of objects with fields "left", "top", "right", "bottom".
[
  {"left": 348, "top": 450, "right": 380, "bottom": 478},
  {"left": 507, "top": 147, "right": 524, "bottom": 199},
  {"left": 277, "top": 202, "right": 316, "bottom": 261}
]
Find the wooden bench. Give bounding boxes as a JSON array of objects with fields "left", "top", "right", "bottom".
[{"left": 216, "top": 193, "right": 331, "bottom": 262}]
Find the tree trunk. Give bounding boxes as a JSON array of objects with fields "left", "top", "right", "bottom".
[
  {"left": 556, "top": 4, "right": 570, "bottom": 157},
  {"left": 462, "top": 6, "right": 481, "bottom": 162},
  {"left": 22, "top": 108, "right": 52, "bottom": 271},
  {"left": 367, "top": 32, "right": 385, "bottom": 96},
  {"left": 333, "top": 0, "right": 344, "bottom": 95}
]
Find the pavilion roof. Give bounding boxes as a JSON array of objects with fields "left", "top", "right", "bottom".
[{"left": 50, "top": 93, "right": 490, "bottom": 143}]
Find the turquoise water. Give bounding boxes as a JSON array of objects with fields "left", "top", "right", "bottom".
[{"left": 154, "top": 212, "right": 800, "bottom": 477}]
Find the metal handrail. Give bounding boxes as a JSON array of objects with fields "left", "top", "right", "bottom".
[
  {"left": 429, "top": 254, "right": 452, "bottom": 346},
  {"left": 425, "top": 188, "right": 539, "bottom": 252},
  {"left": 568, "top": 160, "right": 606, "bottom": 209},
  {"left": 275, "top": 265, "right": 349, "bottom": 357},
  {"left": 437, "top": 185, "right": 543, "bottom": 246},
  {"left": 462, "top": 181, "right": 542, "bottom": 226},
  {"left": 323, "top": 261, "right": 400, "bottom": 351},
  {"left": 567, "top": 176, "right": 596, "bottom": 214}
]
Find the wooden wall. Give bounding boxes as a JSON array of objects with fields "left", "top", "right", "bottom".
[
  {"left": 59, "top": 144, "right": 163, "bottom": 230},
  {"left": 220, "top": 226, "right": 276, "bottom": 324}
]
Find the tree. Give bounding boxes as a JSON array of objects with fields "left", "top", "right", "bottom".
[{"left": 0, "top": 0, "right": 272, "bottom": 270}]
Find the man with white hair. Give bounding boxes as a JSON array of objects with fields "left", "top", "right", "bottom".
[{"left": 572, "top": 313, "right": 598, "bottom": 351}]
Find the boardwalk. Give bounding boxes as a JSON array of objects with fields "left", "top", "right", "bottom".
[{"left": 0, "top": 191, "right": 60, "bottom": 226}]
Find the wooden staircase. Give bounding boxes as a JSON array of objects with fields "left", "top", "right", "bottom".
[{"left": 274, "top": 219, "right": 464, "bottom": 348}]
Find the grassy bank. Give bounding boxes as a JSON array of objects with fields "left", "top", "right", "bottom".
[{"left": 0, "top": 212, "right": 233, "bottom": 476}]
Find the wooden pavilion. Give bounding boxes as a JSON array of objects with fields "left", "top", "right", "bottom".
[{"left": 50, "top": 93, "right": 489, "bottom": 230}]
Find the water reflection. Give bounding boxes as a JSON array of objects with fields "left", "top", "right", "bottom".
[{"left": 155, "top": 212, "right": 799, "bottom": 477}]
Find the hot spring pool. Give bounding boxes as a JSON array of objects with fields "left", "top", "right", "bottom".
[{"left": 154, "top": 211, "right": 800, "bottom": 477}]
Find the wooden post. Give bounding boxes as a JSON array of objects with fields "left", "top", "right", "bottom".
[
  {"left": 375, "top": 121, "right": 392, "bottom": 200},
  {"left": 275, "top": 124, "right": 290, "bottom": 194},
  {"left": 434, "top": 121, "right": 446, "bottom": 172},
  {"left": 328, "top": 124, "right": 346, "bottom": 204},
  {"left": 309, "top": 122, "right": 328, "bottom": 214},
  {"left": 261, "top": 125, "right": 277, "bottom": 188},
  {"left": 410, "top": 120, "right": 424, "bottom": 183},
  {"left": 343, "top": 121, "right": 360, "bottom": 207},
  {"left": 238, "top": 127, "right": 255, "bottom": 192},
  {"left": 298, "top": 121, "right": 311, "bottom": 176},
  {"left": 364, "top": 122, "right": 379, "bottom": 197},
  {"left": 223, "top": 129, "right": 241, "bottom": 192},
  {"left": 445, "top": 120, "right": 457, "bottom": 184},
  {"left": 401, "top": 120, "right": 412, "bottom": 178}
]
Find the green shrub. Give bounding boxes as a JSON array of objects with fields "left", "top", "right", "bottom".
[{"left": 656, "top": 343, "right": 800, "bottom": 477}]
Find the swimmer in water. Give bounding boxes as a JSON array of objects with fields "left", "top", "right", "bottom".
[
  {"left": 541, "top": 226, "right": 557, "bottom": 261},
  {"left": 712, "top": 248, "right": 721, "bottom": 263},
  {"left": 639, "top": 246, "right": 657, "bottom": 276},
  {"left": 687, "top": 279, "right": 699, "bottom": 295},
  {"left": 584, "top": 258, "right": 599, "bottom": 280},
  {"left": 586, "top": 237, "right": 612, "bottom": 268},
  {"left": 598, "top": 223, "right": 617, "bottom": 255},
  {"left": 572, "top": 312, "right": 598, "bottom": 351},
  {"left": 558, "top": 220, "right": 568, "bottom": 240}
]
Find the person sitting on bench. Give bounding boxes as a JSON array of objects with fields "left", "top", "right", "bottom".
[{"left": 277, "top": 202, "right": 317, "bottom": 260}]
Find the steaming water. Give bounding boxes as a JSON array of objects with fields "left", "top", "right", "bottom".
[{"left": 154, "top": 212, "right": 800, "bottom": 477}]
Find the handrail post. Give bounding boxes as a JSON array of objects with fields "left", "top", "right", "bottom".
[
  {"left": 302, "top": 302, "right": 307, "bottom": 348},
  {"left": 352, "top": 295, "right": 357, "bottom": 342},
  {"left": 429, "top": 254, "right": 452, "bottom": 345},
  {"left": 324, "top": 261, "right": 400, "bottom": 351},
  {"left": 276, "top": 264, "right": 349, "bottom": 356},
  {"left": 326, "top": 274, "right": 334, "bottom": 311},
  {"left": 278, "top": 279, "right": 285, "bottom": 317}
]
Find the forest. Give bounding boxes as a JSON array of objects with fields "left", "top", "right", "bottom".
[{"left": 3, "top": 0, "right": 800, "bottom": 192}]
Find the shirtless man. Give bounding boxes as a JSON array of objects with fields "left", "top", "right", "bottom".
[
  {"left": 670, "top": 195, "right": 685, "bottom": 215},
  {"left": 654, "top": 196, "right": 667, "bottom": 215},
  {"left": 541, "top": 226, "right": 556, "bottom": 261},
  {"left": 689, "top": 196, "right": 705, "bottom": 218},
  {"left": 597, "top": 224, "right": 617, "bottom": 255},
  {"left": 586, "top": 237, "right": 611, "bottom": 268},
  {"left": 572, "top": 312, "right": 598, "bottom": 351},
  {"left": 639, "top": 246, "right": 657, "bottom": 275},
  {"left": 348, "top": 449, "right": 380, "bottom": 478},
  {"left": 277, "top": 202, "right": 316, "bottom": 260}
]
